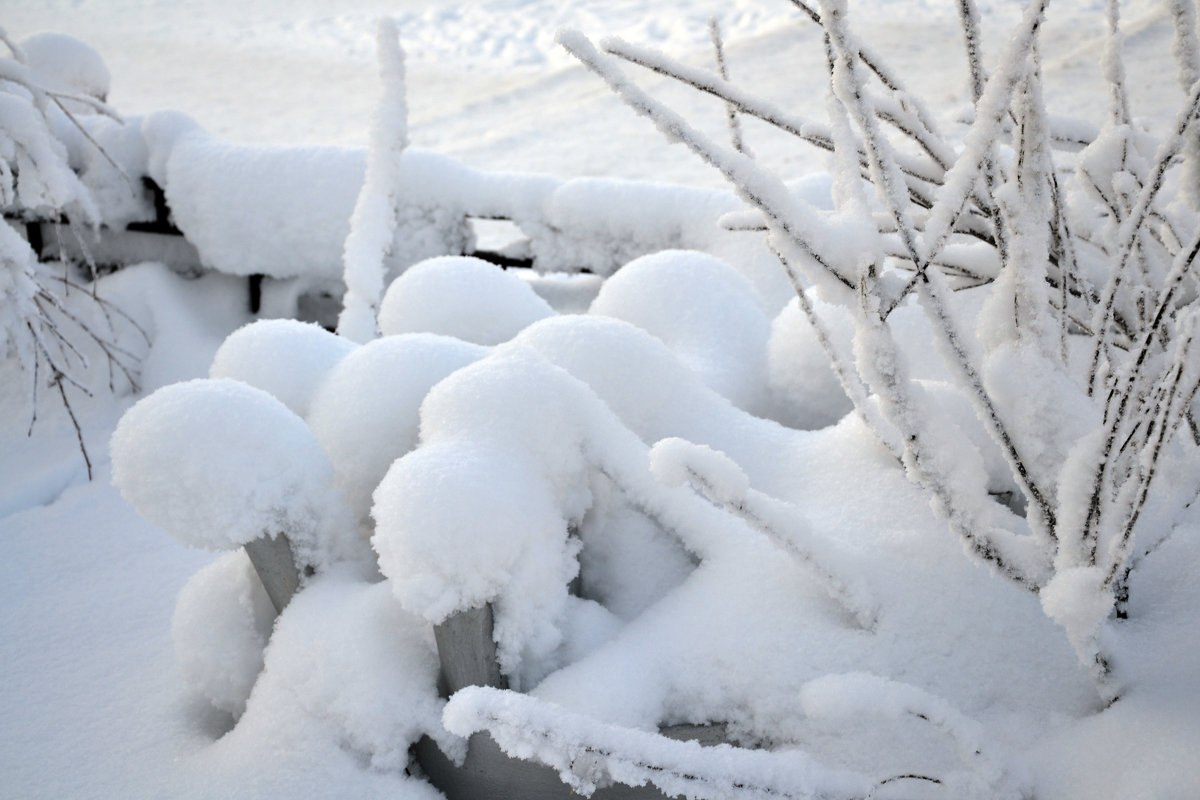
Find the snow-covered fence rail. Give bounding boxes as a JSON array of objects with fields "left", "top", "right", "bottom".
[{"left": 14, "top": 113, "right": 754, "bottom": 321}]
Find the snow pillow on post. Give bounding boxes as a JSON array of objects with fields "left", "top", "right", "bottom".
[
  {"left": 111, "top": 378, "right": 358, "bottom": 613},
  {"left": 377, "top": 255, "right": 554, "bottom": 345},
  {"left": 589, "top": 250, "right": 771, "bottom": 416},
  {"left": 209, "top": 318, "right": 356, "bottom": 418}
]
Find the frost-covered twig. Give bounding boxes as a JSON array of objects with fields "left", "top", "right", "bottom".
[
  {"left": 560, "top": 30, "right": 852, "bottom": 289},
  {"left": 707, "top": 16, "right": 747, "bottom": 157},
  {"left": 54, "top": 374, "right": 92, "bottom": 479},
  {"left": 1086, "top": 76, "right": 1200, "bottom": 392},
  {"left": 918, "top": 0, "right": 1049, "bottom": 280},
  {"left": 1104, "top": 0, "right": 1132, "bottom": 126},
  {"left": 1077, "top": 227, "right": 1200, "bottom": 562},
  {"left": 789, "top": 0, "right": 951, "bottom": 171},
  {"left": 1103, "top": 312, "right": 1200, "bottom": 584},
  {"left": 769, "top": 244, "right": 904, "bottom": 459},
  {"left": 599, "top": 41, "right": 840, "bottom": 167},
  {"left": 956, "top": 0, "right": 986, "bottom": 104}
]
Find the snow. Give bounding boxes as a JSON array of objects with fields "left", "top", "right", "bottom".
[
  {"left": 110, "top": 378, "right": 361, "bottom": 570},
  {"left": 337, "top": 18, "right": 411, "bottom": 343},
  {"left": 142, "top": 114, "right": 367, "bottom": 279},
  {"left": 3, "top": 2, "right": 1200, "bottom": 799},
  {"left": 1041, "top": 565, "right": 1117, "bottom": 662},
  {"left": 589, "top": 249, "right": 771, "bottom": 414},
  {"left": 73, "top": 112, "right": 154, "bottom": 229},
  {"left": 17, "top": 31, "right": 111, "bottom": 100},
  {"left": 765, "top": 292, "right": 855, "bottom": 429},
  {"left": 172, "top": 550, "right": 276, "bottom": 717},
  {"left": 209, "top": 318, "right": 355, "bottom": 418},
  {"left": 306, "top": 332, "right": 486, "bottom": 527},
  {"left": 376, "top": 255, "right": 554, "bottom": 344}
]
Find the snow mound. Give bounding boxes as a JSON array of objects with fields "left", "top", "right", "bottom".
[
  {"left": 306, "top": 333, "right": 486, "bottom": 525},
  {"left": 19, "top": 32, "right": 111, "bottom": 100},
  {"left": 110, "top": 378, "right": 358, "bottom": 569},
  {"left": 172, "top": 551, "right": 276, "bottom": 717},
  {"left": 766, "top": 294, "right": 854, "bottom": 429},
  {"left": 141, "top": 110, "right": 472, "bottom": 280},
  {"left": 376, "top": 255, "right": 554, "bottom": 344},
  {"left": 590, "top": 250, "right": 770, "bottom": 414},
  {"left": 372, "top": 351, "right": 594, "bottom": 687},
  {"left": 197, "top": 575, "right": 457, "bottom": 794},
  {"left": 209, "top": 318, "right": 356, "bottom": 418}
]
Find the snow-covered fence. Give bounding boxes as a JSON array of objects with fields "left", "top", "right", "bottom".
[{"left": 18, "top": 114, "right": 760, "bottom": 321}]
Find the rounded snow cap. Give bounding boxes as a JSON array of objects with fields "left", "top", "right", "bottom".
[
  {"left": 209, "top": 318, "right": 356, "bottom": 418},
  {"left": 589, "top": 249, "right": 769, "bottom": 413},
  {"left": 140, "top": 110, "right": 205, "bottom": 180},
  {"left": 111, "top": 378, "right": 353, "bottom": 567},
  {"left": 19, "top": 32, "right": 111, "bottom": 100},
  {"left": 377, "top": 255, "right": 554, "bottom": 345}
]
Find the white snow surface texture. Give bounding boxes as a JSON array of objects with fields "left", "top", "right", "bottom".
[{"left": 2, "top": 2, "right": 1199, "bottom": 800}]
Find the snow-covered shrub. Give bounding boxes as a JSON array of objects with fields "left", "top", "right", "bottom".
[
  {"left": 1, "top": 30, "right": 144, "bottom": 476},
  {"left": 560, "top": 0, "right": 1200, "bottom": 688},
  {"left": 106, "top": 5, "right": 1200, "bottom": 798}
]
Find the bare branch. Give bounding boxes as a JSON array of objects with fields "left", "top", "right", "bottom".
[{"left": 707, "top": 16, "right": 748, "bottom": 156}]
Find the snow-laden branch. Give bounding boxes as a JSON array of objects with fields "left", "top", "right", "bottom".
[
  {"left": 649, "top": 437, "right": 878, "bottom": 630},
  {"left": 558, "top": 30, "right": 855, "bottom": 291}
]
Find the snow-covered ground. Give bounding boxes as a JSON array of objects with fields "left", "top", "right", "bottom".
[{"left": 2, "top": 1, "right": 1199, "bottom": 798}]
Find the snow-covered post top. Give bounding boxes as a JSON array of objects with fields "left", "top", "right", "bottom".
[
  {"left": 208, "top": 318, "right": 357, "bottom": 419},
  {"left": 111, "top": 379, "right": 359, "bottom": 612},
  {"left": 371, "top": 351, "right": 592, "bottom": 689},
  {"left": 337, "top": 17, "right": 410, "bottom": 344}
]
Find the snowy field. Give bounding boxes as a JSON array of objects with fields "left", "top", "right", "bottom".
[{"left": 2, "top": 0, "right": 1199, "bottom": 798}]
